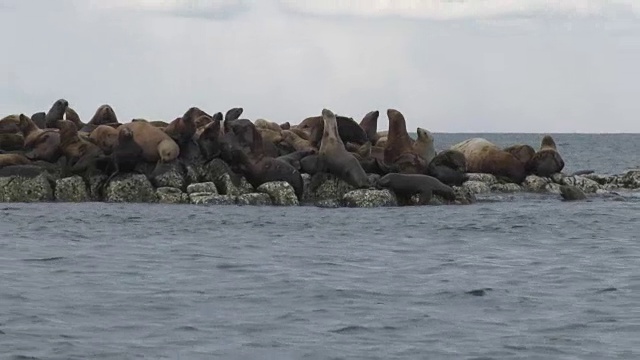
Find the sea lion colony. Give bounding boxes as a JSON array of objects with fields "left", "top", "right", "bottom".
[{"left": 0, "top": 99, "right": 566, "bottom": 203}]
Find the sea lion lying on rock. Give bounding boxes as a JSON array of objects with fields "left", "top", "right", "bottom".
[
  {"left": 451, "top": 137, "right": 526, "bottom": 184},
  {"left": 376, "top": 173, "right": 455, "bottom": 205},
  {"left": 526, "top": 135, "right": 565, "bottom": 177}
]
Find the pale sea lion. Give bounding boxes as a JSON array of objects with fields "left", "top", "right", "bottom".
[
  {"left": 89, "top": 125, "right": 120, "bottom": 154},
  {"left": 451, "top": 138, "right": 526, "bottom": 183},
  {"left": 120, "top": 121, "right": 179, "bottom": 163},
  {"left": 255, "top": 119, "right": 282, "bottom": 132},
  {"left": 282, "top": 130, "right": 314, "bottom": 152},
  {"left": 526, "top": 135, "right": 565, "bottom": 177},
  {"left": 376, "top": 173, "right": 455, "bottom": 205},
  {"left": 412, "top": 127, "right": 436, "bottom": 164}
]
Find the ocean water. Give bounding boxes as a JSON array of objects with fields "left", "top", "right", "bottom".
[{"left": 0, "top": 134, "right": 639, "bottom": 360}]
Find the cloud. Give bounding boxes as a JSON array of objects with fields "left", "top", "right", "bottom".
[{"left": 0, "top": 0, "right": 639, "bottom": 132}]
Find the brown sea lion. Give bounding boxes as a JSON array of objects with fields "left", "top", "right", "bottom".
[
  {"left": 376, "top": 173, "right": 455, "bottom": 205},
  {"left": 289, "top": 127, "right": 310, "bottom": 140},
  {"left": 194, "top": 114, "right": 213, "bottom": 129},
  {"left": 79, "top": 104, "right": 119, "bottom": 133},
  {"left": 44, "top": 99, "right": 69, "bottom": 129},
  {"left": 298, "top": 114, "right": 368, "bottom": 147},
  {"left": 0, "top": 114, "right": 21, "bottom": 134},
  {"left": 359, "top": 110, "right": 380, "bottom": 143},
  {"left": 257, "top": 127, "right": 283, "bottom": 145},
  {"left": 384, "top": 109, "right": 428, "bottom": 174},
  {"left": 280, "top": 122, "right": 291, "bottom": 130},
  {"left": 451, "top": 138, "right": 526, "bottom": 183},
  {"left": 89, "top": 125, "right": 119, "bottom": 154},
  {"left": 19, "top": 114, "right": 55, "bottom": 149},
  {"left": 276, "top": 149, "right": 316, "bottom": 171},
  {"left": 426, "top": 150, "right": 467, "bottom": 186},
  {"left": 64, "top": 107, "right": 84, "bottom": 130},
  {"left": 197, "top": 118, "right": 223, "bottom": 161},
  {"left": 281, "top": 130, "right": 314, "bottom": 152},
  {"left": 504, "top": 144, "right": 536, "bottom": 166},
  {"left": 0, "top": 133, "right": 25, "bottom": 151},
  {"left": 120, "top": 120, "right": 180, "bottom": 163},
  {"left": 316, "top": 109, "right": 370, "bottom": 188},
  {"left": 412, "top": 127, "right": 436, "bottom": 164},
  {"left": 0, "top": 153, "right": 30, "bottom": 168},
  {"left": 165, "top": 107, "right": 200, "bottom": 146},
  {"left": 55, "top": 119, "right": 105, "bottom": 174},
  {"left": 526, "top": 135, "right": 565, "bottom": 177},
  {"left": 255, "top": 119, "right": 282, "bottom": 132}
]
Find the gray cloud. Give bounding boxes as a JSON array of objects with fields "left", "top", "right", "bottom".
[{"left": 0, "top": 0, "right": 639, "bottom": 133}]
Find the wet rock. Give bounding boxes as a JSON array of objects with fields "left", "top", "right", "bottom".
[
  {"left": 490, "top": 183, "right": 523, "bottom": 193},
  {"left": 449, "top": 186, "right": 476, "bottom": 205},
  {"left": 257, "top": 181, "right": 299, "bottom": 206},
  {"left": 236, "top": 193, "right": 273, "bottom": 206},
  {"left": 156, "top": 187, "right": 188, "bottom": 204},
  {"left": 105, "top": 174, "right": 157, "bottom": 203},
  {"left": 523, "top": 175, "right": 550, "bottom": 192},
  {"left": 560, "top": 185, "right": 586, "bottom": 201},
  {"left": 306, "top": 173, "right": 355, "bottom": 202},
  {"left": 462, "top": 180, "right": 491, "bottom": 195},
  {"left": 187, "top": 182, "right": 218, "bottom": 195},
  {"left": 342, "top": 189, "right": 397, "bottom": 208},
  {"left": 55, "top": 176, "right": 89, "bottom": 202},
  {"left": 215, "top": 173, "right": 254, "bottom": 196},
  {"left": 466, "top": 173, "right": 498, "bottom": 185},
  {"left": 189, "top": 193, "right": 235, "bottom": 205},
  {"left": 0, "top": 173, "right": 54, "bottom": 202},
  {"left": 562, "top": 175, "right": 601, "bottom": 193},
  {"left": 150, "top": 162, "right": 186, "bottom": 190},
  {"left": 183, "top": 163, "right": 201, "bottom": 185},
  {"left": 87, "top": 174, "right": 107, "bottom": 201},
  {"left": 616, "top": 170, "right": 640, "bottom": 189},
  {"left": 550, "top": 173, "right": 566, "bottom": 184}
]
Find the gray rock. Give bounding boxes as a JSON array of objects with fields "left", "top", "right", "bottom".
[
  {"left": 523, "top": 175, "right": 551, "bottom": 192},
  {"left": 560, "top": 185, "right": 586, "bottom": 201},
  {"left": 305, "top": 173, "right": 355, "bottom": 202},
  {"left": 463, "top": 180, "right": 491, "bottom": 195},
  {"left": 215, "top": 173, "right": 254, "bottom": 196},
  {"left": 55, "top": 176, "right": 89, "bottom": 202},
  {"left": 0, "top": 173, "right": 54, "bottom": 202},
  {"left": 87, "top": 174, "right": 108, "bottom": 201},
  {"left": 257, "top": 181, "right": 299, "bottom": 206},
  {"left": 156, "top": 187, "right": 188, "bottom": 204},
  {"left": 150, "top": 162, "right": 186, "bottom": 190},
  {"left": 490, "top": 183, "right": 523, "bottom": 193},
  {"left": 236, "top": 193, "right": 273, "bottom": 206},
  {"left": 562, "top": 175, "right": 601, "bottom": 193},
  {"left": 187, "top": 182, "right": 218, "bottom": 195},
  {"left": 449, "top": 186, "right": 476, "bottom": 205},
  {"left": 314, "top": 199, "right": 342, "bottom": 208},
  {"left": 105, "top": 174, "right": 157, "bottom": 203},
  {"left": 342, "top": 189, "right": 398, "bottom": 208},
  {"left": 466, "top": 173, "right": 498, "bottom": 185},
  {"left": 616, "top": 170, "right": 640, "bottom": 189},
  {"left": 183, "top": 164, "right": 201, "bottom": 185},
  {"left": 585, "top": 173, "right": 615, "bottom": 185},
  {"left": 550, "top": 172, "right": 566, "bottom": 184},
  {"left": 200, "top": 159, "right": 233, "bottom": 183},
  {"left": 189, "top": 193, "right": 236, "bottom": 205},
  {"left": 544, "top": 182, "right": 562, "bottom": 194}
]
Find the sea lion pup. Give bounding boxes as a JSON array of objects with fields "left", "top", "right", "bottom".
[
  {"left": 255, "top": 119, "right": 282, "bottom": 132},
  {"left": 359, "top": 110, "right": 380, "bottom": 143},
  {"left": 426, "top": 150, "right": 467, "bottom": 186},
  {"left": 384, "top": 109, "right": 428, "bottom": 174},
  {"left": 106, "top": 126, "right": 145, "bottom": 182},
  {"left": 55, "top": 120, "right": 106, "bottom": 174},
  {"left": 79, "top": 104, "right": 119, "bottom": 133},
  {"left": 281, "top": 130, "right": 314, "bottom": 152},
  {"left": 44, "top": 99, "right": 69, "bottom": 128},
  {"left": 376, "top": 173, "right": 455, "bottom": 205},
  {"left": 89, "top": 125, "right": 119, "bottom": 154},
  {"left": 197, "top": 118, "right": 223, "bottom": 161},
  {"left": 223, "top": 107, "right": 243, "bottom": 133},
  {"left": 412, "top": 127, "right": 436, "bottom": 164},
  {"left": 276, "top": 148, "right": 316, "bottom": 171},
  {"left": 299, "top": 114, "right": 369, "bottom": 147},
  {"left": 504, "top": 144, "right": 535, "bottom": 166},
  {"left": 451, "top": 138, "right": 526, "bottom": 183},
  {"left": 0, "top": 153, "right": 30, "bottom": 168},
  {"left": 526, "top": 135, "right": 565, "bottom": 177},
  {"left": 120, "top": 120, "right": 180, "bottom": 163},
  {"left": 228, "top": 121, "right": 304, "bottom": 199},
  {"left": 316, "top": 108, "right": 371, "bottom": 188}
]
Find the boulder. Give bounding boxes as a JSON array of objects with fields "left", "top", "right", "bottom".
[
  {"left": 257, "top": 181, "right": 299, "bottom": 206},
  {"left": 187, "top": 182, "right": 218, "bottom": 195},
  {"left": 150, "top": 162, "right": 186, "bottom": 190},
  {"left": 342, "top": 189, "right": 397, "bottom": 208},
  {"left": 156, "top": 187, "right": 188, "bottom": 204},
  {"left": 105, "top": 174, "right": 157, "bottom": 203},
  {"left": 616, "top": 170, "right": 640, "bottom": 189},
  {"left": 466, "top": 173, "right": 498, "bottom": 185},
  {"left": 490, "top": 183, "right": 523, "bottom": 193},
  {"left": 462, "top": 180, "right": 491, "bottom": 195},
  {"left": 236, "top": 193, "right": 273, "bottom": 206},
  {"left": 55, "top": 176, "right": 89, "bottom": 202},
  {"left": 0, "top": 173, "right": 54, "bottom": 202},
  {"left": 304, "top": 173, "right": 355, "bottom": 202},
  {"left": 562, "top": 175, "right": 601, "bottom": 193},
  {"left": 189, "top": 193, "right": 236, "bottom": 205}
]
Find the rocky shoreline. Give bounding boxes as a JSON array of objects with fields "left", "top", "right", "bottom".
[{"left": 1, "top": 159, "right": 637, "bottom": 206}]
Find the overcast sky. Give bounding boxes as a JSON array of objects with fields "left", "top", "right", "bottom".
[{"left": 1, "top": 0, "right": 639, "bottom": 133}]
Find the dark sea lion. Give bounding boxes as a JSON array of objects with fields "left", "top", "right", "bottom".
[
  {"left": 412, "top": 127, "right": 436, "bottom": 164},
  {"left": 44, "top": 99, "right": 69, "bottom": 128},
  {"left": 0, "top": 153, "right": 30, "bottom": 168},
  {"left": 165, "top": 107, "right": 200, "bottom": 146},
  {"left": 276, "top": 149, "right": 316, "bottom": 171},
  {"left": 300, "top": 114, "right": 369, "bottom": 147},
  {"left": 504, "top": 144, "right": 536, "bottom": 167},
  {"left": 0, "top": 164, "right": 50, "bottom": 178},
  {"left": 526, "top": 135, "right": 565, "bottom": 177},
  {"left": 223, "top": 107, "right": 243, "bottom": 133},
  {"left": 376, "top": 173, "right": 455, "bottom": 205},
  {"left": 227, "top": 119, "right": 279, "bottom": 158},
  {"left": 0, "top": 133, "right": 25, "bottom": 151},
  {"left": 560, "top": 185, "right": 586, "bottom": 201},
  {"left": 280, "top": 122, "right": 291, "bottom": 130},
  {"left": 451, "top": 138, "right": 526, "bottom": 183},
  {"left": 56, "top": 119, "right": 105, "bottom": 174},
  {"left": 384, "top": 109, "right": 428, "bottom": 174},
  {"left": 316, "top": 109, "right": 370, "bottom": 188},
  {"left": 427, "top": 150, "right": 467, "bottom": 186},
  {"left": 212, "top": 112, "right": 223, "bottom": 122},
  {"left": 80, "top": 104, "right": 119, "bottom": 133},
  {"left": 30, "top": 112, "right": 47, "bottom": 129},
  {"left": 359, "top": 110, "right": 379, "bottom": 143},
  {"left": 120, "top": 121, "right": 180, "bottom": 163},
  {"left": 89, "top": 125, "right": 119, "bottom": 154},
  {"left": 197, "top": 118, "right": 223, "bottom": 161},
  {"left": 107, "top": 126, "right": 145, "bottom": 180}
]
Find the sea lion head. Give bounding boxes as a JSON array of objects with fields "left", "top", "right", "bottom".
[
  {"left": 540, "top": 135, "right": 557, "bottom": 150},
  {"left": 194, "top": 115, "right": 213, "bottom": 129},
  {"left": 280, "top": 122, "right": 291, "bottom": 130},
  {"left": 90, "top": 104, "right": 118, "bottom": 126},
  {"left": 416, "top": 127, "right": 433, "bottom": 143},
  {"left": 158, "top": 139, "right": 179, "bottom": 163},
  {"left": 386, "top": 109, "right": 407, "bottom": 134}
]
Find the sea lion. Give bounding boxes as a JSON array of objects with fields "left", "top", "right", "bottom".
[
  {"left": 18, "top": 114, "right": 61, "bottom": 160},
  {"left": 164, "top": 107, "right": 200, "bottom": 146},
  {"left": 30, "top": 112, "right": 47, "bottom": 129},
  {"left": 225, "top": 119, "right": 279, "bottom": 159},
  {"left": 376, "top": 173, "right": 455, "bottom": 205},
  {"left": 0, "top": 133, "right": 24, "bottom": 151},
  {"left": 412, "top": 127, "right": 436, "bottom": 164},
  {"left": 89, "top": 125, "right": 119, "bottom": 154},
  {"left": 276, "top": 149, "right": 316, "bottom": 171},
  {"left": 255, "top": 119, "right": 282, "bottom": 132},
  {"left": 194, "top": 114, "right": 213, "bottom": 129},
  {"left": 257, "top": 127, "right": 283, "bottom": 145},
  {"left": 197, "top": 118, "right": 223, "bottom": 161},
  {"left": 108, "top": 126, "right": 145, "bottom": 180},
  {"left": 120, "top": 120, "right": 180, "bottom": 163},
  {"left": 0, "top": 114, "right": 22, "bottom": 134},
  {"left": 298, "top": 114, "right": 368, "bottom": 147},
  {"left": 289, "top": 127, "right": 310, "bottom": 140},
  {"left": 316, "top": 109, "right": 370, "bottom": 188},
  {"left": 426, "top": 150, "right": 467, "bottom": 186},
  {"left": 376, "top": 136, "right": 388, "bottom": 148},
  {"left": 451, "top": 138, "right": 526, "bottom": 183},
  {"left": 223, "top": 107, "right": 243, "bottom": 133},
  {"left": 359, "top": 110, "right": 380, "bottom": 143},
  {"left": 280, "top": 122, "right": 291, "bottom": 130},
  {"left": 0, "top": 153, "right": 30, "bottom": 168},
  {"left": 55, "top": 119, "right": 105, "bottom": 174},
  {"left": 282, "top": 130, "right": 314, "bottom": 152},
  {"left": 384, "top": 109, "right": 428, "bottom": 174},
  {"left": 65, "top": 107, "right": 83, "bottom": 129},
  {"left": 559, "top": 185, "right": 586, "bottom": 201},
  {"left": 504, "top": 144, "right": 536, "bottom": 166},
  {"left": 526, "top": 135, "right": 565, "bottom": 177},
  {"left": 44, "top": 99, "right": 69, "bottom": 128},
  {"left": 79, "top": 104, "right": 119, "bottom": 133}
]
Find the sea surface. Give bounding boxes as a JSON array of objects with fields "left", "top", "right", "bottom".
[{"left": 0, "top": 134, "right": 639, "bottom": 360}]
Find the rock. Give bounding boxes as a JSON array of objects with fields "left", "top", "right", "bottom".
[
  {"left": 544, "top": 182, "right": 562, "bottom": 194},
  {"left": 105, "top": 174, "right": 157, "bottom": 203},
  {"left": 490, "top": 183, "right": 523, "bottom": 193},
  {"left": 585, "top": 173, "right": 615, "bottom": 185},
  {"left": 466, "top": 173, "right": 498, "bottom": 185},
  {"left": 306, "top": 173, "right": 355, "bottom": 202},
  {"left": 0, "top": 173, "right": 54, "bottom": 202},
  {"left": 187, "top": 182, "right": 218, "bottom": 195},
  {"left": 523, "top": 175, "right": 550, "bottom": 192},
  {"left": 450, "top": 186, "right": 476, "bottom": 205},
  {"left": 550, "top": 173, "right": 566, "bottom": 184},
  {"left": 560, "top": 185, "right": 586, "bottom": 201},
  {"left": 562, "top": 175, "right": 601, "bottom": 193},
  {"left": 183, "top": 163, "right": 201, "bottom": 185},
  {"left": 257, "top": 181, "right": 299, "bottom": 206},
  {"left": 314, "top": 199, "right": 342, "bottom": 208},
  {"left": 150, "top": 162, "right": 186, "bottom": 190},
  {"left": 87, "top": 174, "right": 107, "bottom": 201},
  {"left": 602, "top": 183, "right": 620, "bottom": 191},
  {"left": 215, "top": 173, "right": 254, "bottom": 196},
  {"left": 189, "top": 193, "right": 236, "bottom": 205},
  {"left": 616, "top": 170, "right": 640, "bottom": 189},
  {"left": 156, "top": 187, "right": 188, "bottom": 204},
  {"left": 200, "top": 159, "right": 233, "bottom": 183},
  {"left": 236, "top": 193, "right": 273, "bottom": 206},
  {"left": 342, "top": 189, "right": 397, "bottom": 208},
  {"left": 55, "top": 176, "right": 89, "bottom": 202},
  {"left": 462, "top": 180, "right": 491, "bottom": 195}
]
